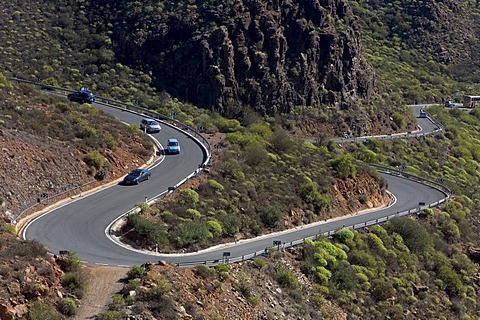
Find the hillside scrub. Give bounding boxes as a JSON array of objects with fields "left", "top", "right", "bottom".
[
  {"left": 121, "top": 117, "right": 389, "bottom": 252},
  {"left": 0, "top": 78, "right": 152, "bottom": 215}
]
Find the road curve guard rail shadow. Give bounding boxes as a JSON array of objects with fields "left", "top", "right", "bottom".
[
  {"left": 8, "top": 77, "right": 212, "bottom": 217},
  {"left": 172, "top": 166, "right": 452, "bottom": 267},
  {"left": 9, "top": 78, "right": 451, "bottom": 267}
]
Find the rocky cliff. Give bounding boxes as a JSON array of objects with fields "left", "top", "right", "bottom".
[{"left": 94, "top": 0, "right": 374, "bottom": 115}]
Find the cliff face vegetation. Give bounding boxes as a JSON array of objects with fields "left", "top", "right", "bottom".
[{"left": 92, "top": 0, "right": 374, "bottom": 115}]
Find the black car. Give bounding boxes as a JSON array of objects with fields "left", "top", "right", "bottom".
[
  {"left": 123, "top": 169, "right": 151, "bottom": 185},
  {"left": 67, "top": 90, "right": 95, "bottom": 104}
]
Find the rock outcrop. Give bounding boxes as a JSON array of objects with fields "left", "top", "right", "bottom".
[{"left": 101, "top": 0, "right": 374, "bottom": 115}]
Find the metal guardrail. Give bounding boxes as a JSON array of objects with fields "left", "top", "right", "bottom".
[
  {"left": 11, "top": 180, "right": 97, "bottom": 224},
  {"left": 172, "top": 166, "right": 451, "bottom": 267},
  {"left": 9, "top": 77, "right": 451, "bottom": 268},
  {"left": 368, "top": 164, "right": 451, "bottom": 196},
  {"left": 8, "top": 77, "right": 212, "bottom": 168},
  {"left": 8, "top": 77, "right": 212, "bottom": 223}
]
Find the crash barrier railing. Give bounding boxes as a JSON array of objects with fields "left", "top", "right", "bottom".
[
  {"left": 333, "top": 110, "right": 445, "bottom": 144},
  {"left": 10, "top": 78, "right": 451, "bottom": 267},
  {"left": 368, "top": 164, "right": 452, "bottom": 196},
  {"left": 173, "top": 166, "right": 451, "bottom": 267},
  {"left": 10, "top": 180, "right": 97, "bottom": 224},
  {"left": 333, "top": 127, "right": 443, "bottom": 143},
  {"left": 7, "top": 77, "right": 212, "bottom": 220},
  {"left": 7, "top": 77, "right": 212, "bottom": 168}
]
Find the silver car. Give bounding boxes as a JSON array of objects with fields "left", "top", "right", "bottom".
[{"left": 140, "top": 118, "right": 161, "bottom": 133}]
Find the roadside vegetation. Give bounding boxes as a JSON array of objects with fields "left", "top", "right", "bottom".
[
  {"left": 0, "top": 75, "right": 152, "bottom": 179},
  {"left": 0, "top": 227, "right": 87, "bottom": 319},
  {"left": 1, "top": 0, "right": 480, "bottom": 319},
  {"left": 122, "top": 115, "right": 386, "bottom": 252}
]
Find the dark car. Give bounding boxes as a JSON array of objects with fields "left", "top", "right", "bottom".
[
  {"left": 123, "top": 168, "right": 151, "bottom": 185},
  {"left": 67, "top": 89, "right": 95, "bottom": 104},
  {"left": 444, "top": 100, "right": 455, "bottom": 108}
]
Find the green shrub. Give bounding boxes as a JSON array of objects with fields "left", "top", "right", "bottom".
[
  {"left": 207, "top": 219, "right": 223, "bottom": 236},
  {"left": 215, "top": 263, "right": 230, "bottom": 273},
  {"left": 330, "top": 155, "right": 356, "bottom": 179},
  {"left": 252, "top": 257, "right": 267, "bottom": 269},
  {"left": 195, "top": 265, "right": 215, "bottom": 279},
  {"left": 392, "top": 112, "right": 405, "bottom": 128},
  {"left": 208, "top": 179, "right": 225, "bottom": 192},
  {"left": 127, "top": 265, "right": 145, "bottom": 279},
  {"left": 127, "top": 214, "right": 169, "bottom": 247},
  {"left": 104, "top": 132, "right": 119, "bottom": 150},
  {"left": 275, "top": 263, "right": 300, "bottom": 289},
  {"left": 248, "top": 295, "right": 261, "bottom": 306},
  {"left": 57, "top": 297, "right": 77, "bottom": 316},
  {"left": 260, "top": 204, "right": 284, "bottom": 228},
  {"left": 215, "top": 117, "right": 241, "bottom": 132},
  {"left": 1, "top": 223, "right": 16, "bottom": 235},
  {"left": 299, "top": 178, "right": 330, "bottom": 212},
  {"left": 84, "top": 150, "right": 105, "bottom": 170},
  {"left": 0, "top": 73, "right": 12, "bottom": 88},
  {"left": 175, "top": 219, "right": 210, "bottom": 248},
  {"left": 27, "top": 300, "right": 61, "bottom": 320},
  {"left": 186, "top": 208, "right": 202, "bottom": 218},
  {"left": 216, "top": 213, "right": 241, "bottom": 237},
  {"left": 386, "top": 217, "right": 432, "bottom": 253},
  {"left": 269, "top": 128, "right": 295, "bottom": 153},
  {"left": 62, "top": 271, "right": 87, "bottom": 298},
  {"left": 334, "top": 229, "right": 355, "bottom": 243},
  {"left": 97, "top": 310, "right": 122, "bottom": 320},
  {"left": 177, "top": 189, "right": 200, "bottom": 206},
  {"left": 135, "top": 202, "right": 149, "bottom": 213},
  {"left": 370, "top": 278, "right": 396, "bottom": 301},
  {"left": 57, "top": 251, "right": 82, "bottom": 272}
]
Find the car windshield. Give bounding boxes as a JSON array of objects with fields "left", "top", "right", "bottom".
[
  {"left": 147, "top": 120, "right": 158, "bottom": 125},
  {"left": 168, "top": 141, "right": 178, "bottom": 146},
  {"left": 129, "top": 169, "right": 143, "bottom": 176}
]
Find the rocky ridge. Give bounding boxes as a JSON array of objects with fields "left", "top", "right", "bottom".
[{"left": 96, "top": 0, "right": 374, "bottom": 115}]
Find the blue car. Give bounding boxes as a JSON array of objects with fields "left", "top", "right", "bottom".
[
  {"left": 167, "top": 138, "right": 181, "bottom": 154},
  {"left": 123, "top": 168, "right": 151, "bottom": 185}
]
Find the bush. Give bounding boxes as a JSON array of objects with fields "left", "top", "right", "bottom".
[
  {"left": 0, "top": 73, "right": 12, "bottom": 89},
  {"left": 275, "top": 263, "right": 300, "bottom": 289},
  {"left": 62, "top": 271, "right": 87, "bottom": 298},
  {"left": 330, "top": 155, "right": 356, "bottom": 179},
  {"left": 175, "top": 219, "right": 210, "bottom": 248},
  {"left": 260, "top": 204, "right": 284, "bottom": 228},
  {"left": 177, "top": 189, "right": 200, "bottom": 206},
  {"left": 252, "top": 257, "right": 267, "bottom": 269},
  {"left": 334, "top": 229, "right": 355, "bottom": 243},
  {"left": 84, "top": 150, "right": 105, "bottom": 170},
  {"left": 215, "top": 117, "right": 241, "bottom": 132},
  {"left": 207, "top": 219, "right": 223, "bottom": 236},
  {"left": 299, "top": 178, "right": 330, "bottom": 212},
  {"left": 127, "top": 265, "right": 145, "bottom": 279},
  {"left": 97, "top": 310, "right": 122, "bottom": 320},
  {"left": 27, "top": 301, "right": 61, "bottom": 320},
  {"left": 57, "top": 251, "right": 82, "bottom": 272},
  {"left": 57, "top": 297, "right": 77, "bottom": 316},
  {"left": 386, "top": 217, "right": 433, "bottom": 253},
  {"left": 248, "top": 295, "right": 261, "bottom": 306},
  {"left": 127, "top": 214, "right": 169, "bottom": 247},
  {"left": 195, "top": 265, "right": 215, "bottom": 279}
]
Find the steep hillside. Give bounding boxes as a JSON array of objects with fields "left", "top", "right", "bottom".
[
  {"left": 353, "top": 0, "right": 480, "bottom": 102},
  {"left": 0, "top": 77, "right": 152, "bottom": 224}
]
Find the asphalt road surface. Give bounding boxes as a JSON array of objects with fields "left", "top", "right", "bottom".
[{"left": 23, "top": 102, "right": 448, "bottom": 267}]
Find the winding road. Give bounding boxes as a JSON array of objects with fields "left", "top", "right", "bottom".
[{"left": 23, "top": 103, "right": 448, "bottom": 267}]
